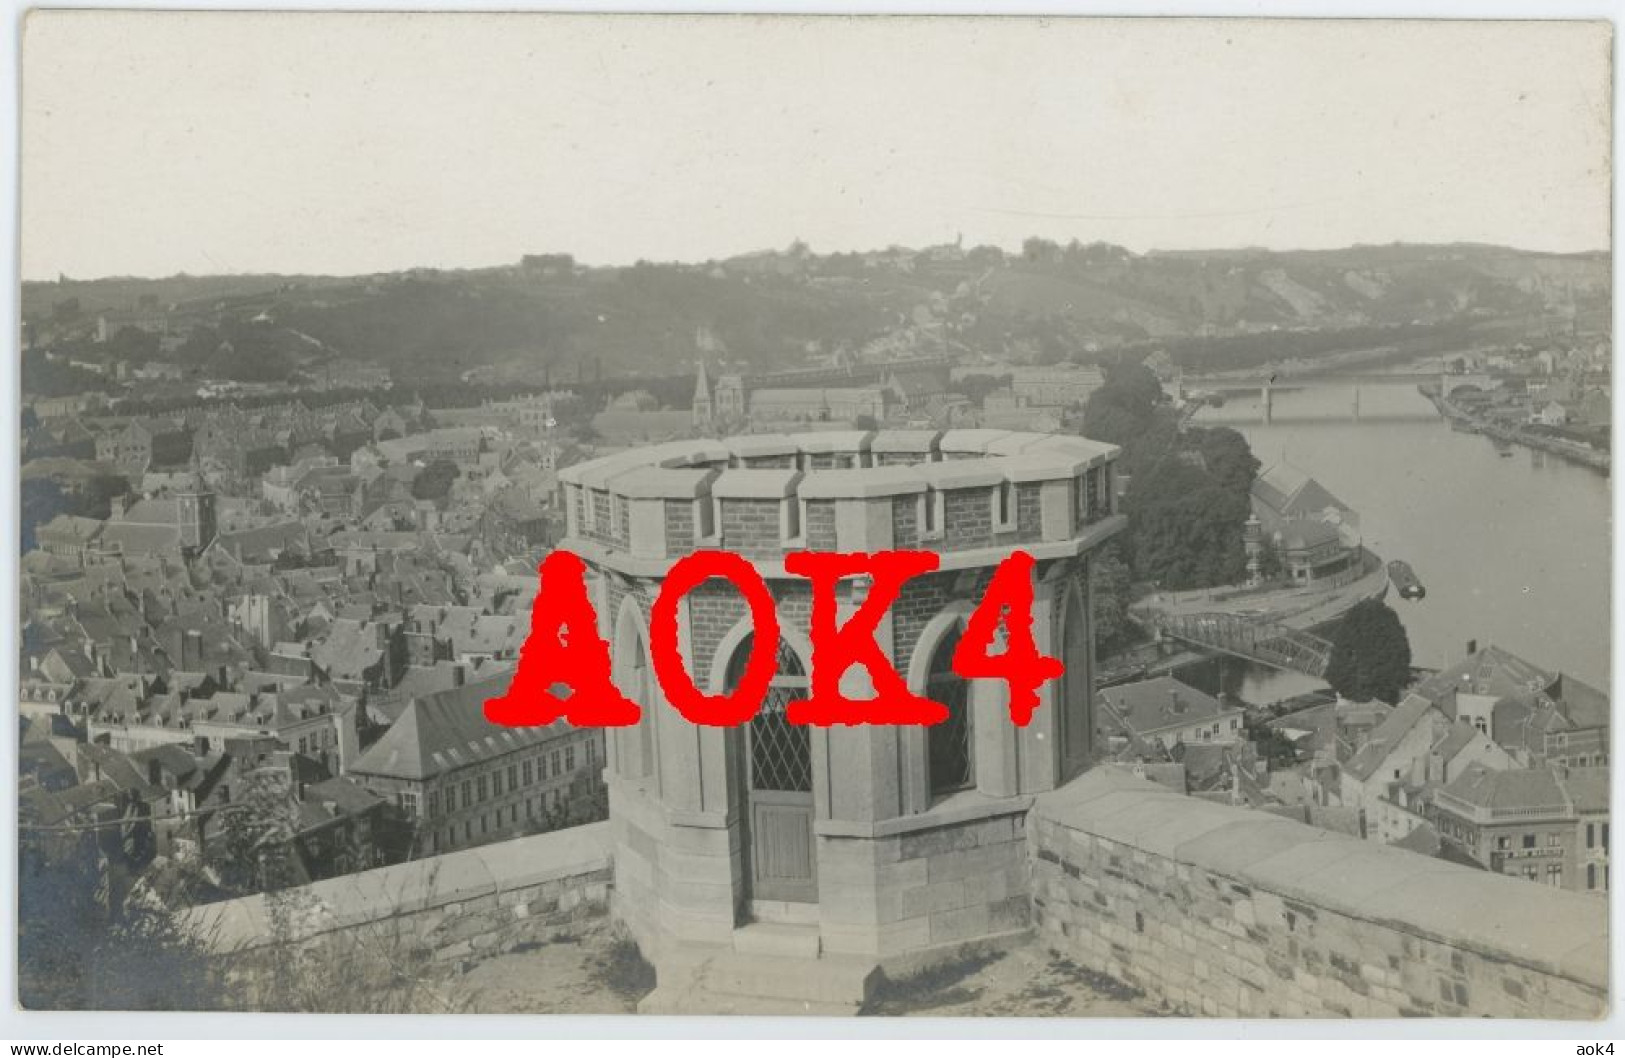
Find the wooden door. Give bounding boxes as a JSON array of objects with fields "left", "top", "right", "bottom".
[{"left": 739, "top": 639, "right": 817, "bottom": 903}]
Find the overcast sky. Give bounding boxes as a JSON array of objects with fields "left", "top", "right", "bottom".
[{"left": 20, "top": 13, "right": 1613, "bottom": 280}]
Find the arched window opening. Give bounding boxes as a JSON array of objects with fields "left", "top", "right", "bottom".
[
  {"left": 729, "top": 635, "right": 812, "bottom": 793},
  {"left": 927, "top": 624, "right": 974, "bottom": 796},
  {"left": 613, "top": 604, "right": 656, "bottom": 781},
  {"left": 1059, "top": 586, "right": 1093, "bottom": 774}
]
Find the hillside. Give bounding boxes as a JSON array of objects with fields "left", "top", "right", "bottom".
[{"left": 22, "top": 240, "right": 1609, "bottom": 389}]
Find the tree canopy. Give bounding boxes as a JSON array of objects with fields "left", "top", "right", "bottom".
[
  {"left": 410, "top": 459, "right": 460, "bottom": 502},
  {"left": 1081, "top": 362, "right": 1262, "bottom": 593},
  {"left": 1324, "top": 599, "right": 1414, "bottom": 704}
]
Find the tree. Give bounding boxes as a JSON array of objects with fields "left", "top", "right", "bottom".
[
  {"left": 1191, "top": 426, "right": 1260, "bottom": 494},
  {"left": 948, "top": 373, "right": 1011, "bottom": 407},
  {"left": 1126, "top": 460, "right": 1251, "bottom": 590},
  {"left": 1324, "top": 599, "right": 1413, "bottom": 704},
  {"left": 410, "top": 459, "right": 459, "bottom": 503},
  {"left": 19, "top": 800, "right": 221, "bottom": 1010},
  {"left": 1246, "top": 719, "right": 1301, "bottom": 769},
  {"left": 1090, "top": 544, "right": 1137, "bottom": 652},
  {"left": 1081, "top": 361, "right": 1163, "bottom": 448}
]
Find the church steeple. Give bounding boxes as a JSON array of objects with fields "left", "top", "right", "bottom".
[{"left": 692, "top": 360, "right": 714, "bottom": 427}]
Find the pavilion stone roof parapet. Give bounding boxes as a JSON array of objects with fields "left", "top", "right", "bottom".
[
  {"left": 868, "top": 429, "right": 942, "bottom": 457},
  {"left": 916, "top": 461, "right": 1007, "bottom": 490},
  {"left": 1028, "top": 434, "right": 1117, "bottom": 468},
  {"left": 786, "top": 429, "right": 876, "bottom": 456},
  {"left": 937, "top": 428, "right": 1019, "bottom": 457},
  {"left": 987, "top": 432, "right": 1063, "bottom": 457},
  {"left": 723, "top": 435, "right": 802, "bottom": 461},
  {"left": 562, "top": 448, "right": 657, "bottom": 489},
  {"left": 561, "top": 429, "right": 1124, "bottom": 565},
  {"left": 798, "top": 466, "right": 926, "bottom": 500},
  {"left": 656, "top": 439, "right": 732, "bottom": 468},
  {"left": 1002, "top": 454, "right": 1095, "bottom": 484},
  {"left": 709, "top": 468, "right": 803, "bottom": 500},
  {"left": 605, "top": 465, "right": 716, "bottom": 500}
]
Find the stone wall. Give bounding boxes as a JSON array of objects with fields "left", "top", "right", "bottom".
[
  {"left": 186, "top": 822, "right": 613, "bottom": 966},
  {"left": 1030, "top": 769, "right": 1608, "bottom": 1018},
  {"left": 816, "top": 796, "right": 1032, "bottom": 961}
]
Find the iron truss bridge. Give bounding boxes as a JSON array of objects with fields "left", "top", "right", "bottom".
[{"left": 1151, "top": 611, "right": 1333, "bottom": 678}]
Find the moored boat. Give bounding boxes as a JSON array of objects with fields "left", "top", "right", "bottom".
[{"left": 1387, "top": 559, "right": 1426, "bottom": 600}]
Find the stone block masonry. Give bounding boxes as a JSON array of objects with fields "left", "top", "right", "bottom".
[
  {"left": 816, "top": 799, "right": 1033, "bottom": 960},
  {"left": 1030, "top": 770, "right": 1607, "bottom": 1018}
]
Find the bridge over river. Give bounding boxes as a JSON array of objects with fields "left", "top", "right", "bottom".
[
  {"left": 1128, "top": 549, "right": 1390, "bottom": 680},
  {"left": 1146, "top": 611, "right": 1333, "bottom": 679}
]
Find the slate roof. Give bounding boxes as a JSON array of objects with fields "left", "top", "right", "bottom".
[
  {"left": 311, "top": 619, "right": 384, "bottom": 682},
  {"left": 1552, "top": 673, "right": 1610, "bottom": 730},
  {"left": 347, "top": 675, "right": 571, "bottom": 782},
  {"left": 217, "top": 522, "right": 309, "bottom": 564},
  {"left": 299, "top": 777, "right": 386, "bottom": 825},
  {"left": 100, "top": 521, "right": 182, "bottom": 556},
  {"left": 1439, "top": 762, "right": 1573, "bottom": 816},
  {"left": 1098, "top": 677, "right": 1241, "bottom": 737},
  {"left": 37, "top": 515, "right": 105, "bottom": 544},
  {"left": 1430, "top": 721, "right": 1481, "bottom": 765},
  {"left": 1275, "top": 518, "right": 1342, "bottom": 552},
  {"left": 1414, "top": 643, "right": 1556, "bottom": 707},
  {"left": 1343, "top": 694, "right": 1438, "bottom": 783},
  {"left": 1393, "top": 821, "right": 1442, "bottom": 857},
  {"left": 1251, "top": 462, "right": 1350, "bottom": 520}
]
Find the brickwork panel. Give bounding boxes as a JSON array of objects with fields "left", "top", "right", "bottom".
[
  {"left": 942, "top": 488, "right": 994, "bottom": 551},
  {"left": 720, "top": 499, "right": 785, "bottom": 559},
  {"left": 806, "top": 500, "right": 838, "bottom": 551},
  {"left": 892, "top": 496, "right": 919, "bottom": 549},
  {"left": 665, "top": 500, "right": 696, "bottom": 553}
]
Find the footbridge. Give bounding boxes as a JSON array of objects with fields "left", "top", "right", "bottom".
[{"left": 1149, "top": 611, "right": 1333, "bottom": 679}]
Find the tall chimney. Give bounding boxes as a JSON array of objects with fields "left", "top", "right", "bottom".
[{"left": 1466, "top": 639, "right": 1478, "bottom": 656}]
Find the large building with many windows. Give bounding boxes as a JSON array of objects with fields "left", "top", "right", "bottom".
[
  {"left": 1432, "top": 763, "right": 1609, "bottom": 897},
  {"left": 557, "top": 427, "right": 1123, "bottom": 998},
  {"left": 347, "top": 676, "right": 605, "bottom": 856}
]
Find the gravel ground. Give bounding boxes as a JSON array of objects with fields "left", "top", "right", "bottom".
[
  {"left": 450, "top": 922, "right": 1156, "bottom": 1018},
  {"left": 860, "top": 944, "right": 1159, "bottom": 1018}
]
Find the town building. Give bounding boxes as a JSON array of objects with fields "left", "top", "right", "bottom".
[
  {"left": 1432, "top": 764, "right": 1609, "bottom": 896},
  {"left": 1249, "top": 462, "right": 1362, "bottom": 585},
  {"left": 1096, "top": 676, "right": 1246, "bottom": 752},
  {"left": 346, "top": 676, "right": 605, "bottom": 857},
  {"left": 1412, "top": 642, "right": 1609, "bottom": 769},
  {"left": 97, "top": 473, "right": 218, "bottom": 559},
  {"left": 1007, "top": 364, "right": 1105, "bottom": 408}
]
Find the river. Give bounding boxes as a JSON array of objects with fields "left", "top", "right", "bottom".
[{"left": 1181, "top": 378, "right": 1611, "bottom": 703}]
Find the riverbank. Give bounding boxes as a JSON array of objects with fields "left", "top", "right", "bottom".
[
  {"left": 1129, "top": 548, "right": 1390, "bottom": 632},
  {"left": 1422, "top": 386, "right": 1611, "bottom": 475}
]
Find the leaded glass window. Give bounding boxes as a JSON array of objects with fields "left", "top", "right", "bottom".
[{"left": 729, "top": 635, "right": 813, "bottom": 793}]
